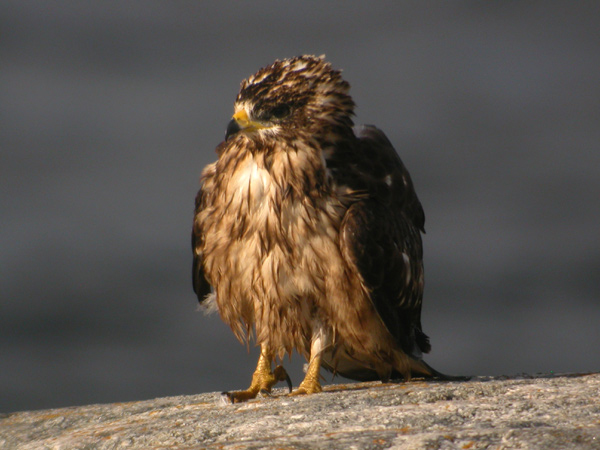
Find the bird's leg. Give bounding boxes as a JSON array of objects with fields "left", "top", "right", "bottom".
[
  {"left": 291, "top": 352, "right": 322, "bottom": 395},
  {"left": 222, "top": 346, "right": 292, "bottom": 403},
  {"left": 291, "top": 332, "right": 324, "bottom": 396}
]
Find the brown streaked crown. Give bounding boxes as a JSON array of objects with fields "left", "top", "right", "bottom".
[{"left": 234, "top": 55, "right": 355, "bottom": 135}]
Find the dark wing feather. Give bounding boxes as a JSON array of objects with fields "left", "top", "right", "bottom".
[
  {"left": 192, "top": 188, "right": 212, "bottom": 303},
  {"left": 337, "top": 125, "right": 430, "bottom": 358}
]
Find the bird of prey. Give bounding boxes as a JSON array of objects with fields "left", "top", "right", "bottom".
[{"left": 193, "top": 55, "right": 448, "bottom": 403}]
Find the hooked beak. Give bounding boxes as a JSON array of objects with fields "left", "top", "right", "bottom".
[{"left": 225, "top": 109, "right": 265, "bottom": 141}]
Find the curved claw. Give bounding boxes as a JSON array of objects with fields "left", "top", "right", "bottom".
[
  {"left": 221, "top": 391, "right": 235, "bottom": 404},
  {"left": 273, "top": 365, "right": 293, "bottom": 393},
  {"left": 220, "top": 390, "right": 259, "bottom": 404},
  {"left": 259, "top": 388, "right": 272, "bottom": 397}
]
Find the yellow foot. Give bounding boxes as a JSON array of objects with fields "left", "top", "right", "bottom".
[
  {"left": 221, "top": 389, "right": 260, "bottom": 404},
  {"left": 222, "top": 364, "right": 292, "bottom": 404},
  {"left": 289, "top": 344, "right": 324, "bottom": 397},
  {"left": 290, "top": 379, "right": 322, "bottom": 396}
]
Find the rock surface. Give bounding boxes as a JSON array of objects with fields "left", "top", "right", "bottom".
[{"left": 1, "top": 373, "right": 599, "bottom": 449}]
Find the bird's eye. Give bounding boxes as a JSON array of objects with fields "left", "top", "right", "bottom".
[{"left": 269, "top": 104, "right": 291, "bottom": 120}]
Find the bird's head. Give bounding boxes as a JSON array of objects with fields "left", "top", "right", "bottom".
[{"left": 225, "top": 55, "right": 355, "bottom": 143}]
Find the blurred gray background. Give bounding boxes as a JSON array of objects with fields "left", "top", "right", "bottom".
[{"left": 2, "top": 1, "right": 599, "bottom": 413}]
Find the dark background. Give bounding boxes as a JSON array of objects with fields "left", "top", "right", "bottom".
[{"left": 2, "top": 1, "right": 599, "bottom": 413}]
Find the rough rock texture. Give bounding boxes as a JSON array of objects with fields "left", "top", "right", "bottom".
[{"left": 1, "top": 373, "right": 599, "bottom": 449}]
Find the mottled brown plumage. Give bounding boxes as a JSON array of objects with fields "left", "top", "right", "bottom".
[{"left": 192, "top": 56, "right": 446, "bottom": 401}]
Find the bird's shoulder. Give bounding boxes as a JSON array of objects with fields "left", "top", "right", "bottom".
[{"left": 326, "top": 125, "right": 424, "bottom": 231}]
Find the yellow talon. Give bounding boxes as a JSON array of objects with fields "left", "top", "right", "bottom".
[
  {"left": 223, "top": 349, "right": 292, "bottom": 403},
  {"left": 290, "top": 350, "right": 323, "bottom": 396}
]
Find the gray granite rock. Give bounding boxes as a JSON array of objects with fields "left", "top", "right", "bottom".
[{"left": 1, "top": 373, "right": 599, "bottom": 449}]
